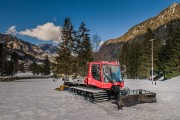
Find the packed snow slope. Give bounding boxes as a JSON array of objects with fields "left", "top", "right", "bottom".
[{"left": 0, "top": 76, "right": 180, "bottom": 120}]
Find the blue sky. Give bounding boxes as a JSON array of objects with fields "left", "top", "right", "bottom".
[{"left": 0, "top": 0, "right": 179, "bottom": 45}]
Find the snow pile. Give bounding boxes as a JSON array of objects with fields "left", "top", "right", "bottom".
[{"left": 0, "top": 76, "right": 180, "bottom": 120}]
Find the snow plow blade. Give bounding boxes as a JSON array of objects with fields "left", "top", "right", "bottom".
[{"left": 117, "top": 89, "right": 156, "bottom": 110}]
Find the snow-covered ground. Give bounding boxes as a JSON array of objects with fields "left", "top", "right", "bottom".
[
  {"left": 15, "top": 72, "right": 33, "bottom": 77},
  {"left": 0, "top": 76, "right": 180, "bottom": 120}
]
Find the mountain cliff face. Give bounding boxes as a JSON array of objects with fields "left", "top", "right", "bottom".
[
  {"left": 94, "top": 3, "right": 180, "bottom": 61},
  {"left": 38, "top": 44, "right": 59, "bottom": 53},
  {"left": 0, "top": 34, "right": 58, "bottom": 62}
]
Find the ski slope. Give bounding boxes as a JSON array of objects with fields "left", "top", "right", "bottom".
[{"left": 0, "top": 76, "right": 180, "bottom": 120}]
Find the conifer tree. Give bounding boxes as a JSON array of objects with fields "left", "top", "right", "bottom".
[
  {"left": 31, "top": 61, "right": 37, "bottom": 75},
  {"left": 77, "top": 22, "right": 93, "bottom": 76},
  {"left": 43, "top": 56, "right": 51, "bottom": 75},
  {"left": 159, "top": 25, "right": 180, "bottom": 78},
  {"left": 119, "top": 42, "right": 131, "bottom": 78},
  {"left": 119, "top": 28, "right": 165, "bottom": 79},
  {"left": 137, "top": 28, "right": 154, "bottom": 78},
  {"left": 153, "top": 37, "right": 163, "bottom": 72},
  {"left": 56, "top": 18, "right": 75, "bottom": 75},
  {"left": 11, "top": 51, "right": 19, "bottom": 75},
  {"left": 131, "top": 41, "right": 142, "bottom": 79}
]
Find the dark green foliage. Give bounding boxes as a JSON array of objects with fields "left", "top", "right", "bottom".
[
  {"left": 11, "top": 51, "right": 19, "bottom": 75},
  {"left": 77, "top": 22, "right": 93, "bottom": 76},
  {"left": 19, "top": 63, "right": 25, "bottom": 73},
  {"left": 0, "top": 43, "right": 3, "bottom": 59},
  {"left": 43, "top": 56, "right": 51, "bottom": 75},
  {"left": 30, "top": 61, "right": 38, "bottom": 75},
  {"left": 0, "top": 44, "right": 4, "bottom": 75},
  {"left": 119, "top": 42, "right": 131, "bottom": 78},
  {"left": 119, "top": 28, "right": 165, "bottom": 79},
  {"left": 153, "top": 38, "right": 163, "bottom": 71},
  {"left": 55, "top": 18, "right": 75, "bottom": 75},
  {"left": 119, "top": 41, "right": 140, "bottom": 78},
  {"left": 136, "top": 29, "right": 154, "bottom": 78},
  {"left": 11, "top": 51, "right": 19, "bottom": 63},
  {"left": 5, "top": 61, "right": 13, "bottom": 75},
  {"left": 158, "top": 26, "right": 180, "bottom": 79},
  {"left": 30, "top": 61, "right": 46, "bottom": 75},
  {"left": 54, "top": 19, "right": 93, "bottom": 76},
  {"left": 130, "top": 41, "right": 142, "bottom": 79},
  {"left": 37, "top": 65, "right": 44, "bottom": 75}
]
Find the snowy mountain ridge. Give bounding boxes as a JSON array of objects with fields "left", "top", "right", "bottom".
[
  {"left": 105, "top": 2, "right": 180, "bottom": 44},
  {"left": 0, "top": 33, "right": 58, "bottom": 62},
  {"left": 94, "top": 3, "right": 180, "bottom": 61}
]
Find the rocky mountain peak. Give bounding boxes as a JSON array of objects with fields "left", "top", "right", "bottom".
[
  {"left": 94, "top": 3, "right": 180, "bottom": 61},
  {"left": 171, "top": 2, "right": 179, "bottom": 7},
  {"left": 38, "top": 44, "right": 59, "bottom": 53},
  {"left": 104, "top": 3, "right": 180, "bottom": 45},
  {"left": 0, "top": 33, "right": 58, "bottom": 63}
]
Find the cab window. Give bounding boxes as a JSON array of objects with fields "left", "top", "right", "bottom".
[{"left": 91, "top": 64, "right": 101, "bottom": 81}]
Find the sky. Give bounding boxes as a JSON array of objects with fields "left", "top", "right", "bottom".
[{"left": 0, "top": 0, "right": 179, "bottom": 45}]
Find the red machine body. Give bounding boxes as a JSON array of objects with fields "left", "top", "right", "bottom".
[
  {"left": 84, "top": 61, "right": 124, "bottom": 89},
  {"left": 67, "top": 61, "right": 157, "bottom": 108}
]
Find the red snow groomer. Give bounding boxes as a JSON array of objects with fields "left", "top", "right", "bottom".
[{"left": 65, "top": 61, "right": 157, "bottom": 109}]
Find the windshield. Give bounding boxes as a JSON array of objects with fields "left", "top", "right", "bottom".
[{"left": 103, "top": 65, "right": 123, "bottom": 83}]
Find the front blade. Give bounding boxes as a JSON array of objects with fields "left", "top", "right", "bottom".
[{"left": 117, "top": 89, "right": 157, "bottom": 109}]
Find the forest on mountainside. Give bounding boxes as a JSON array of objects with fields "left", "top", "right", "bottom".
[{"left": 119, "top": 21, "right": 180, "bottom": 79}]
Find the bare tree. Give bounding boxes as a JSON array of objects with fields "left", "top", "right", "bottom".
[{"left": 92, "top": 33, "right": 101, "bottom": 52}]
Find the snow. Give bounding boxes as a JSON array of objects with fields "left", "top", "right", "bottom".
[
  {"left": 0, "top": 76, "right": 180, "bottom": 120},
  {"left": 15, "top": 72, "right": 33, "bottom": 77}
]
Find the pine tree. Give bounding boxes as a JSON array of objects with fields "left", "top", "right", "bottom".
[
  {"left": 77, "top": 22, "right": 93, "bottom": 76},
  {"left": 119, "top": 42, "right": 132, "bottom": 78},
  {"left": 5, "top": 61, "right": 13, "bottom": 76},
  {"left": 55, "top": 18, "right": 75, "bottom": 75},
  {"left": 159, "top": 25, "right": 180, "bottom": 79},
  {"left": 131, "top": 41, "right": 142, "bottom": 79},
  {"left": 153, "top": 37, "right": 163, "bottom": 72},
  {"left": 0, "top": 43, "right": 3, "bottom": 74},
  {"left": 0, "top": 40, "right": 7, "bottom": 75},
  {"left": 119, "top": 42, "right": 128, "bottom": 65},
  {"left": 19, "top": 63, "right": 25, "bottom": 73},
  {"left": 137, "top": 28, "right": 154, "bottom": 78},
  {"left": 173, "top": 27, "right": 180, "bottom": 76},
  {"left": 31, "top": 61, "right": 37, "bottom": 75},
  {"left": 43, "top": 56, "right": 51, "bottom": 75},
  {"left": 37, "top": 65, "right": 43, "bottom": 75},
  {"left": 119, "top": 28, "right": 164, "bottom": 79},
  {"left": 11, "top": 51, "right": 19, "bottom": 75}
]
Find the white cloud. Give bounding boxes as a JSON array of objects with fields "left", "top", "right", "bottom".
[
  {"left": 19, "top": 22, "right": 62, "bottom": 43},
  {"left": 6, "top": 26, "right": 17, "bottom": 35}
]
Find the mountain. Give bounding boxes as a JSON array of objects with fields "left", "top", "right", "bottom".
[
  {"left": 94, "top": 3, "right": 180, "bottom": 61},
  {"left": 0, "top": 33, "right": 58, "bottom": 62},
  {"left": 38, "top": 44, "right": 59, "bottom": 54}
]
